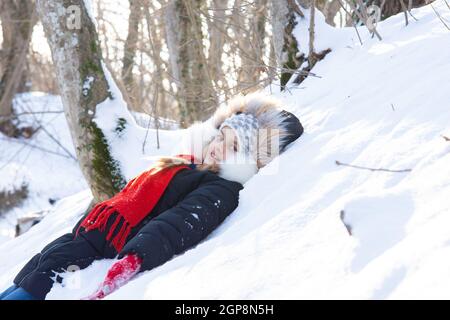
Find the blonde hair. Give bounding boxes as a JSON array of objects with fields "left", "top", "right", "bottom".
[{"left": 151, "top": 155, "right": 220, "bottom": 174}]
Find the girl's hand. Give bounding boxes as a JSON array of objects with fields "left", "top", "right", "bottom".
[{"left": 82, "top": 254, "right": 142, "bottom": 300}]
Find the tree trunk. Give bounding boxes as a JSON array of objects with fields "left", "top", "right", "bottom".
[
  {"left": 231, "top": 0, "right": 269, "bottom": 94},
  {"left": 253, "top": 0, "right": 271, "bottom": 88},
  {"left": 0, "top": 0, "right": 36, "bottom": 137},
  {"left": 271, "top": 0, "right": 305, "bottom": 89},
  {"left": 353, "top": 0, "right": 432, "bottom": 22},
  {"left": 122, "top": 0, "right": 143, "bottom": 108},
  {"left": 143, "top": 1, "right": 169, "bottom": 125},
  {"left": 164, "top": 0, "right": 216, "bottom": 128},
  {"left": 271, "top": 0, "right": 331, "bottom": 90},
  {"left": 271, "top": 0, "right": 309, "bottom": 90},
  {"left": 378, "top": 0, "right": 431, "bottom": 19},
  {"left": 324, "top": 0, "right": 342, "bottom": 26},
  {"left": 207, "top": 0, "right": 227, "bottom": 91},
  {"left": 36, "top": 0, "right": 127, "bottom": 202}
]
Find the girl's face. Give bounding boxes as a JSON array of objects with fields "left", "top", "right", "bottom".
[{"left": 203, "top": 126, "right": 239, "bottom": 165}]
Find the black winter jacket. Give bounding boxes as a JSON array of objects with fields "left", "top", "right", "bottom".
[{"left": 13, "top": 167, "right": 243, "bottom": 299}]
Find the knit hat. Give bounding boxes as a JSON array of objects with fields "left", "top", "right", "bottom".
[{"left": 219, "top": 112, "right": 259, "bottom": 158}]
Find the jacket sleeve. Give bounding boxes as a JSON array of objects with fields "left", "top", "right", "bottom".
[{"left": 117, "top": 173, "right": 244, "bottom": 271}]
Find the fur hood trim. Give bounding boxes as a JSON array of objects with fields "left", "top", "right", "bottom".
[{"left": 175, "top": 92, "right": 293, "bottom": 184}]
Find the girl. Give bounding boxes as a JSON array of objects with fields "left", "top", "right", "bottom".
[{"left": 0, "top": 93, "right": 303, "bottom": 300}]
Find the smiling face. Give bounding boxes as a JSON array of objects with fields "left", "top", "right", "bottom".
[{"left": 203, "top": 126, "right": 239, "bottom": 165}]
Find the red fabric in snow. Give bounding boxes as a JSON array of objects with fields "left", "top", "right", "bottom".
[
  {"left": 103, "top": 254, "right": 142, "bottom": 287},
  {"left": 84, "top": 254, "right": 143, "bottom": 300}
]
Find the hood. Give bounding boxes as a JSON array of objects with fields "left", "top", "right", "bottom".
[{"left": 175, "top": 92, "right": 296, "bottom": 184}]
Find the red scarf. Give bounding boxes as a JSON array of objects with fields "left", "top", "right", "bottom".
[{"left": 75, "top": 154, "right": 197, "bottom": 252}]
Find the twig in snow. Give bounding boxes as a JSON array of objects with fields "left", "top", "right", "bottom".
[
  {"left": 442, "top": 135, "right": 450, "bottom": 142},
  {"left": 400, "top": 0, "right": 409, "bottom": 26},
  {"left": 0, "top": 110, "right": 64, "bottom": 121},
  {"left": 352, "top": 0, "right": 383, "bottom": 40},
  {"left": 340, "top": 210, "right": 352, "bottom": 236},
  {"left": 407, "top": 0, "right": 419, "bottom": 21},
  {"left": 0, "top": 136, "right": 74, "bottom": 159},
  {"left": 391, "top": 103, "right": 395, "bottom": 111},
  {"left": 431, "top": 4, "right": 450, "bottom": 30},
  {"left": 37, "top": 125, "right": 77, "bottom": 161},
  {"left": 337, "top": 0, "right": 363, "bottom": 45},
  {"left": 0, "top": 144, "right": 28, "bottom": 172},
  {"left": 335, "top": 160, "right": 412, "bottom": 173},
  {"left": 142, "top": 84, "right": 160, "bottom": 154},
  {"left": 15, "top": 96, "right": 77, "bottom": 160}
]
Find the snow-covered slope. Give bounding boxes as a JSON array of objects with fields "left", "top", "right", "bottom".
[{"left": 1, "top": 1, "right": 449, "bottom": 299}]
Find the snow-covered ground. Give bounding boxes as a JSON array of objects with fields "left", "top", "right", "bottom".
[
  {"left": 0, "top": 93, "right": 86, "bottom": 242},
  {"left": 1, "top": 1, "right": 449, "bottom": 299}
]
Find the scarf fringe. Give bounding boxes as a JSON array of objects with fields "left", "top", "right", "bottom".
[
  {"left": 109, "top": 219, "right": 132, "bottom": 253},
  {"left": 76, "top": 203, "right": 132, "bottom": 252},
  {"left": 81, "top": 204, "right": 115, "bottom": 231}
]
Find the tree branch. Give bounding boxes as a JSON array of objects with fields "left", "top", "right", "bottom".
[{"left": 335, "top": 160, "right": 412, "bottom": 173}]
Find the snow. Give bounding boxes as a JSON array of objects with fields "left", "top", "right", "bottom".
[
  {"left": 0, "top": 93, "right": 87, "bottom": 242},
  {"left": 94, "top": 61, "right": 182, "bottom": 181},
  {"left": 293, "top": 5, "right": 341, "bottom": 54},
  {"left": 82, "top": 76, "right": 95, "bottom": 97},
  {"left": 83, "top": 0, "right": 98, "bottom": 30},
  {"left": 1, "top": 1, "right": 450, "bottom": 299}
]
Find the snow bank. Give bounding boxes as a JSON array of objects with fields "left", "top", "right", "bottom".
[{"left": 1, "top": 1, "right": 449, "bottom": 299}]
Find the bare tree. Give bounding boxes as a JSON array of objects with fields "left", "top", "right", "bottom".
[
  {"left": 142, "top": 1, "right": 169, "bottom": 128},
  {"left": 271, "top": 0, "right": 331, "bottom": 89},
  {"left": 271, "top": 0, "right": 304, "bottom": 89},
  {"left": 378, "top": 0, "right": 432, "bottom": 19},
  {"left": 36, "top": 0, "right": 127, "bottom": 202},
  {"left": 207, "top": 0, "right": 228, "bottom": 93},
  {"left": 348, "top": 0, "right": 433, "bottom": 22},
  {"left": 323, "top": 0, "right": 341, "bottom": 26},
  {"left": 0, "top": 0, "right": 36, "bottom": 137},
  {"left": 164, "top": 0, "right": 217, "bottom": 128},
  {"left": 122, "top": 0, "right": 143, "bottom": 107},
  {"left": 230, "top": 0, "right": 269, "bottom": 93}
]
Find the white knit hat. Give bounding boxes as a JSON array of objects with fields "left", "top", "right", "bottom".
[{"left": 219, "top": 112, "right": 259, "bottom": 157}]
